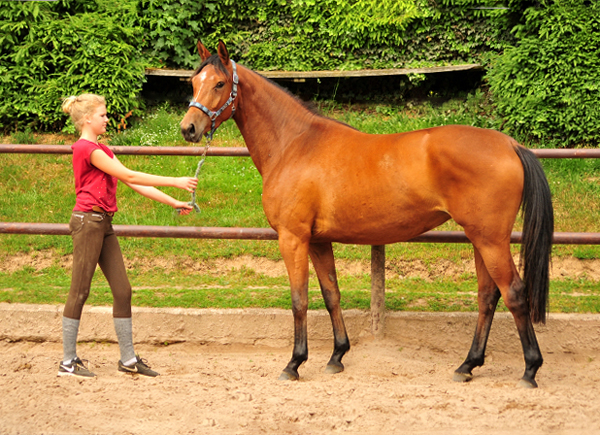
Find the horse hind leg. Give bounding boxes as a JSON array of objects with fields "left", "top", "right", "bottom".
[
  {"left": 454, "top": 246, "right": 501, "bottom": 383},
  {"left": 502, "top": 274, "right": 544, "bottom": 388},
  {"left": 466, "top": 241, "right": 544, "bottom": 388},
  {"left": 309, "top": 242, "right": 350, "bottom": 374}
]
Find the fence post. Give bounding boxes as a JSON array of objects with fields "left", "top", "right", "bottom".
[{"left": 370, "top": 245, "right": 386, "bottom": 337}]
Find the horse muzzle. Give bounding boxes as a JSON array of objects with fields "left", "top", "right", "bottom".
[{"left": 180, "top": 118, "right": 207, "bottom": 143}]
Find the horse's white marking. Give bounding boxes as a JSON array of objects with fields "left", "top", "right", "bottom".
[{"left": 192, "top": 71, "right": 209, "bottom": 104}]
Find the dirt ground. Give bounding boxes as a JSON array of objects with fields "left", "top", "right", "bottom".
[
  {"left": 4, "top": 250, "right": 600, "bottom": 282},
  {"left": 1, "top": 324, "right": 600, "bottom": 435},
  {"left": 2, "top": 254, "right": 600, "bottom": 434}
]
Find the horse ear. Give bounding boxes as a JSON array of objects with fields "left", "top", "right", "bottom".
[
  {"left": 197, "top": 41, "right": 211, "bottom": 62},
  {"left": 217, "top": 40, "right": 230, "bottom": 65}
]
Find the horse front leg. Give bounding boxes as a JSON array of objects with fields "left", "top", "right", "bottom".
[
  {"left": 277, "top": 230, "right": 311, "bottom": 381},
  {"left": 309, "top": 242, "right": 350, "bottom": 374}
]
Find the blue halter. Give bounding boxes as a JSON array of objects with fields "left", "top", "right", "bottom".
[{"left": 188, "top": 60, "right": 239, "bottom": 141}]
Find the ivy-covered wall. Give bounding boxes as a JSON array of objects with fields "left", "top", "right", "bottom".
[
  {"left": 487, "top": 0, "right": 600, "bottom": 146},
  {"left": 1, "top": 0, "right": 598, "bottom": 146},
  {"left": 140, "top": 0, "right": 515, "bottom": 70},
  {"left": 1, "top": 0, "right": 513, "bottom": 132},
  {"left": 0, "top": 0, "right": 146, "bottom": 132}
]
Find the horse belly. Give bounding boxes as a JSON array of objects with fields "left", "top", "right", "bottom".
[{"left": 311, "top": 199, "right": 450, "bottom": 245}]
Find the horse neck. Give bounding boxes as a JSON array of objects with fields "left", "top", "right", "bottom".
[{"left": 232, "top": 66, "right": 316, "bottom": 176}]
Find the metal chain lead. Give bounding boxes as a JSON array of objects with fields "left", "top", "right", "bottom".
[{"left": 186, "top": 138, "right": 211, "bottom": 214}]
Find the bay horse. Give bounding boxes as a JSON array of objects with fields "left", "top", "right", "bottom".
[{"left": 181, "top": 41, "right": 554, "bottom": 388}]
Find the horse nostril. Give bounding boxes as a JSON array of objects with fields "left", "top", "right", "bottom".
[{"left": 181, "top": 123, "right": 195, "bottom": 140}]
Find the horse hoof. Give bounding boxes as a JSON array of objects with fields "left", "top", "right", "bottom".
[
  {"left": 453, "top": 371, "right": 473, "bottom": 383},
  {"left": 324, "top": 363, "right": 344, "bottom": 375},
  {"left": 518, "top": 378, "right": 538, "bottom": 389},
  {"left": 278, "top": 370, "right": 299, "bottom": 381}
]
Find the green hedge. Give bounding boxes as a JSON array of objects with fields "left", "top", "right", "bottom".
[
  {"left": 1, "top": 0, "right": 513, "bottom": 133},
  {"left": 140, "top": 0, "right": 514, "bottom": 70},
  {"left": 487, "top": 0, "right": 600, "bottom": 147},
  {"left": 0, "top": 0, "right": 146, "bottom": 132},
  {"left": 1, "top": 0, "right": 598, "bottom": 147}
]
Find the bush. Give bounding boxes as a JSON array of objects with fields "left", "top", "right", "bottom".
[
  {"left": 140, "top": 0, "right": 515, "bottom": 70},
  {"left": 487, "top": 0, "right": 600, "bottom": 147},
  {"left": 4, "top": 0, "right": 597, "bottom": 150},
  {"left": 0, "top": 0, "right": 146, "bottom": 133}
]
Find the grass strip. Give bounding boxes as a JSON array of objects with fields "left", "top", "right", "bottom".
[{"left": 1, "top": 268, "right": 599, "bottom": 314}]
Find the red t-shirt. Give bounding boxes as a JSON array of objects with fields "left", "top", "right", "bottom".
[{"left": 71, "top": 139, "right": 118, "bottom": 213}]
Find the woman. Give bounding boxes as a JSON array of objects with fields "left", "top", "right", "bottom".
[{"left": 59, "top": 94, "right": 197, "bottom": 378}]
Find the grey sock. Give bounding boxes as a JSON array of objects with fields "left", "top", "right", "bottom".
[
  {"left": 113, "top": 317, "right": 136, "bottom": 363},
  {"left": 62, "top": 317, "right": 80, "bottom": 364}
]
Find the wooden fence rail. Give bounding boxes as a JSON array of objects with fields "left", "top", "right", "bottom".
[
  {"left": 3, "top": 144, "right": 600, "bottom": 159},
  {"left": 144, "top": 64, "right": 483, "bottom": 80}
]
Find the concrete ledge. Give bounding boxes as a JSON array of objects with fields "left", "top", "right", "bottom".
[{"left": 1, "top": 303, "right": 599, "bottom": 355}]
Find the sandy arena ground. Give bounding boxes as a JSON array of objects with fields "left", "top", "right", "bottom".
[
  {"left": 1, "top": 306, "right": 600, "bottom": 435},
  {"left": 2, "top": 253, "right": 600, "bottom": 434}
]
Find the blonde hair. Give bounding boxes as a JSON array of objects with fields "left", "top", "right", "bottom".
[{"left": 61, "top": 94, "right": 106, "bottom": 131}]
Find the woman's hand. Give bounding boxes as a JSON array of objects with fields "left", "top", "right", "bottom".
[
  {"left": 174, "top": 177, "right": 198, "bottom": 192},
  {"left": 174, "top": 201, "right": 194, "bottom": 215}
]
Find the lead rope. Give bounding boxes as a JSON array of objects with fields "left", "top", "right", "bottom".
[
  {"left": 190, "top": 139, "right": 211, "bottom": 212},
  {"left": 181, "top": 137, "right": 211, "bottom": 214}
]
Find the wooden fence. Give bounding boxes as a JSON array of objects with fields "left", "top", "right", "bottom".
[{"left": 2, "top": 144, "right": 600, "bottom": 334}]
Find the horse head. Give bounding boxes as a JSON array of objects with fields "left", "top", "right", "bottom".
[{"left": 180, "top": 40, "right": 238, "bottom": 143}]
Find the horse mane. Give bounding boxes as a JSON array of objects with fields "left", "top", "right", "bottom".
[
  {"left": 253, "top": 72, "right": 357, "bottom": 130},
  {"left": 193, "top": 56, "right": 356, "bottom": 131}
]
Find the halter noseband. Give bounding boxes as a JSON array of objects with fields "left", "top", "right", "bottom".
[{"left": 189, "top": 60, "right": 239, "bottom": 141}]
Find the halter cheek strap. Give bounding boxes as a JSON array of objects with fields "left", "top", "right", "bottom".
[{"left": 189, "top": 60, "right": 239, "bottom": 141}]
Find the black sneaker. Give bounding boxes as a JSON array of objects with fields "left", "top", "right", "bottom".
[
  {"left": 118, "top": 356, "right": 159, "bottom": 377},
  {"left": 58, "top": 357, "right": 96, "bottom": 378}
]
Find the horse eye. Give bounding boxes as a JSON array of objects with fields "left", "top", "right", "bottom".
[{"left": 215, "top": 82, "right": 225, "bottom": 89}]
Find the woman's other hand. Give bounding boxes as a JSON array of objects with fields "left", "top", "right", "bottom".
[{"left": 175, "top": 177, "right": 198, "bottom": 192}]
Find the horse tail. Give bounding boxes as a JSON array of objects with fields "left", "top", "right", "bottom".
[{"left": 514, "top": 145, "right": 554, "bottom": 324}]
